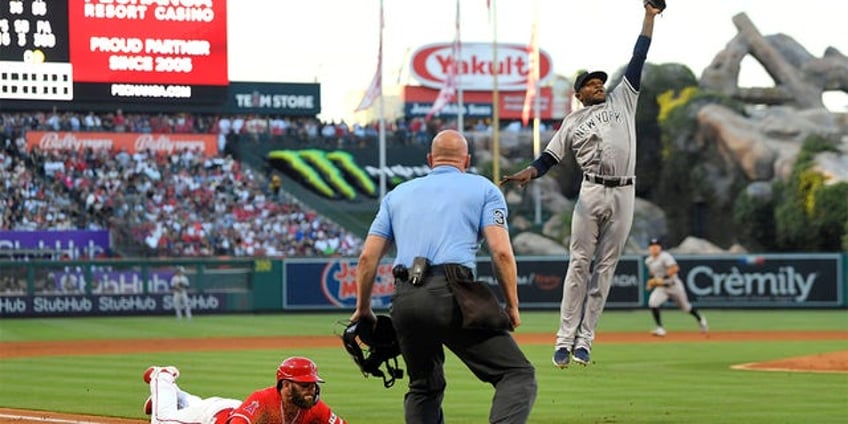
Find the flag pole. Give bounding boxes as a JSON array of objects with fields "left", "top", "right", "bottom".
[
  {"left": 378, "top": 0, "right": 386, "bottom": 200},
  {"left": 531, "top": 0, "right": 542, "bottom": 225},
  {"left": 455, "top": 0, "right": 464, "bottom": 133},
  {"left": 491, "top": 0, "right": 500, "bottom": 183}
]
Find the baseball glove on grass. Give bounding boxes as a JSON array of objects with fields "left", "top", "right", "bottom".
[{"left": 644, "top": 0, "right": 666, "bottom": 12}]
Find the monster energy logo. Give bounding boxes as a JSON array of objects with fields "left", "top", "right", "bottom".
[{"left": 267, "top": 149, "right": 430, "bottom": 200}]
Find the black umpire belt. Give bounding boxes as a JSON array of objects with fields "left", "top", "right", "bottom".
[
  {"left": 392, "top": 263, "right": 473, "bottom": 282},
  {"left": 584, "top": 173, "right": 635, "bottom": 187},
  {"left": 427, "top": 264, "right": 473, "bottom": 279}
]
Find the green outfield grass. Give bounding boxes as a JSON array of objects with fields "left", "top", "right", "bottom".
[{"left": 1, "top": 310, "right": 846, "bottom": 423}]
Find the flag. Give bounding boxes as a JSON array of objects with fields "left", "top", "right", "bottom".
[
  {"left": 426, "top": 68, "right": 457, "bottom": 120},
  {"left": 426, "top": 3, "right": 461, "bottom": 120},
  {"left": 355, "top": 3, "right": 384, "bottom": 112},
  {"left": 521, "top": 18, "right": 539, "bottom": 127}
]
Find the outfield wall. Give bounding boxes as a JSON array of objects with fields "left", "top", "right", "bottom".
[{"left": 1, "top": 254, "right": 844, "bottom": 317}]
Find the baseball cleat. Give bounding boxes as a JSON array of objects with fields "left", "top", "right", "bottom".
[
  {"left": 552, "top": 348, "right": 571, "bottom": 369},
  {"left": 143, "top": 366, "right": 180, "bottom": 384},
  {"left": 143, "top": 396, "right": 152, "bottom": 415},
  {"left": 572, "top": 347, "right": 591, "bottom": 365},
  {"left": 651, "top": 326, "right": 667, "bottom": 337},
  {"left": 699, "top": 317, "right": 709, "bottom": 333}
]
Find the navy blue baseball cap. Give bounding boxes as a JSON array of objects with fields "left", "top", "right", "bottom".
[
  {"left": 573, "top": 70, "right": 608, "bottom": 91},
  {"left": 649, "top": 238, "right": 661, "bottom": 246}
]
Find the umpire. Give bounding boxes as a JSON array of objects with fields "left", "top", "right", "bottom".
[{"left": 351, "top": 130, "right": 537, "bottom": 424}]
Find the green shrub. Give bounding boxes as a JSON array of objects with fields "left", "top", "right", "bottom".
[
  {"left": 732, "top": 188, "right": 777, "bottom": 251},
  {"left": 774, "top": 135, "right": 847, "bottom": 251}
]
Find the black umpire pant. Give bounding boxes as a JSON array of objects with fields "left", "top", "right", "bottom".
[{"left": 391, "top": 273, "right": 537, "bottom": 424}]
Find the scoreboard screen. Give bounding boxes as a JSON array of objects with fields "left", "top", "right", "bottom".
[{"left": 0, "top": 0, "right": 228, "bottom": 105}]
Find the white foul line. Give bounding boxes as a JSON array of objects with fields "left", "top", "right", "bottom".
[{"left": 0, "top": 414, "right": 107, "bottom": 424}]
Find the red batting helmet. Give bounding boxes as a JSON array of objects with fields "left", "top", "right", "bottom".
[{"left": 276, "top": 357, "right": 325, "bottom": 383}]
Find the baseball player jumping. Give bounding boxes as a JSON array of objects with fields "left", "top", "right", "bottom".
[
  {"left": 645, "top": 238, "right": 708, "bottom": 336},
  {"left": 501, "top": 2, "right": 664, "bottom": 368},
  {"left": 143, "top": 357, "right": 346, "bottom": 424}
]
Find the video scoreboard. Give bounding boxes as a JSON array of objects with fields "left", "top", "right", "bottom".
[{"left": 0, "top": 0, "right": 228, "bottom": 105}]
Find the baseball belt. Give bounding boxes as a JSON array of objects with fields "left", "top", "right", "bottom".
[{"left": 584, "top": 174, "right": 635, "bottom": 187}]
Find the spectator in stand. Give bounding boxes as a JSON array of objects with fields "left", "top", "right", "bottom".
[
  {"left": 83, "top": 111, "right": 99, "bottom": 131},
  {"left": 320, "top": 122, "right": 335, "bottom": 144},
  {"left": 231, "top": 114, "right": 245, "bottom": 136}
]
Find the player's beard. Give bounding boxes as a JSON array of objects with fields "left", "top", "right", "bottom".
[
  {"left": 584, "top": 93, "right": 606, "bottom": 106},
  {"left": 290, "top": 385, "right": 318, "bottom": 409}
]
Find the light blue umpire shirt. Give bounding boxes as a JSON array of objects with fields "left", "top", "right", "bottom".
[{"left": 367, "top": 166, "right": 509, "bottom": 270}]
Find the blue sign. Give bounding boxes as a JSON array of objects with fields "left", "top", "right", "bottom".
[
  {"left": 0, "top": 293, "right": 228, "bottom": 318},
  {"left": 284, "top": 259, "right": 395, "bottom": 310},
  {"left": 282, "top": 256, "right": 642, "bottom": 310}
]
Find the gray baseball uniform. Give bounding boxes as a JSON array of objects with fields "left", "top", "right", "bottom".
[
  {"left": 549, "top": 75, "right": 639, "bottom": 353},
  {"left": 646, "top": 251, "right": 692, "bottom": 311},
  {"left": 500, "top": 9, "right": 659, "bottom": 364}
]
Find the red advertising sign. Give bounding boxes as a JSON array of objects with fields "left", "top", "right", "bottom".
[
  {"left": 26, "top": 131, "right": 219, "bottom": 156},
  {"left": 411, "top": 42, "right": 553, "bottom": 91},
  {"left": 68, "top": 0, "right": 228, "bottom": 86}
]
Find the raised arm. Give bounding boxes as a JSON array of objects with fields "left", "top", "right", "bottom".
[{"left": 624, "top": 4, "right": 662, "bottom": 90}]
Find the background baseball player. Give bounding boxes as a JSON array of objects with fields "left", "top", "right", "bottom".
[
  {"left": 144, "top": 357, "right": 345, "bottom": 424},
  {"left": 645, "top": 238, "right": 708, "bottom": 336},
  {"left": 170, "top": 266, "right": 192, "bottom": 320},
  {"left": 500, "top": 2, "right": 664, "bottom": 368}
]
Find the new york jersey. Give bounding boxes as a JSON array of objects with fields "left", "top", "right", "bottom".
[
  {"left": 544, "top": 77, "right": 640, "bottom": 176},
  {"left": 645, "top": 251, "right": 681, "bottom": 285}
]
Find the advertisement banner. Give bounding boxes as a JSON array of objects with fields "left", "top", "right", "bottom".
[
  {"left": 0, "top": 230, "right": 110, "bottom": 259},
  {"left": 0, "top": 293, "right": 227, "bottom": 318},
  {"left": 1, "top": 0, "right": 227, "bottom": 104},
  {"left": 68, "top": 0, "right": 227, "bottom": 86},
  {"left": 403, "top": 85, "right": 554, "bottom": 120},
  {"left": 284, "top": 259, "right": 395, "bottom": 310},
  {"left": 225, "top": 82, "right": 321, "bottom": 115},
  {"left": 50, "top": 268, "right": 177, "bottom": 294},
  {"left": 410, "top": 42, "right": 553, "bottom": 91},
  {"left": 26, "top": 131, "right": 218, "bottom": 155},
  {"left": 283, "top": 256, "right": 642, "bottom": 310},
  {"left": 676, "top": 254, "right": 843, "bottom": 307},
  {"left": 475, "top": 257, "right": 642, "bottom": 309}
]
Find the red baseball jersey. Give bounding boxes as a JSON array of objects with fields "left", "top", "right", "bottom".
[{"left": 223, "top": 386, "right": 345, "bottom": 424}]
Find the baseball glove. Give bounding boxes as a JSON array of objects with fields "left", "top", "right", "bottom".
[
  {"left": 646, "top": 277, "right": 666, "bottom": 289},
  {"left": 644, "top": 0, "right": 666, "bottom": 12}
]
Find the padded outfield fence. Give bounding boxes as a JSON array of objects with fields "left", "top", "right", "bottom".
[{"left": 0, "top": 253, "right": 845, "bottom": 318}]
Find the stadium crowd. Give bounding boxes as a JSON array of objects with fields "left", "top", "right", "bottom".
[
  {"left": 1, "top": 111, "right": 363, "bottom": 258},
  {"left": 0, "top": 107, "right": 540, "bottom": 261}
]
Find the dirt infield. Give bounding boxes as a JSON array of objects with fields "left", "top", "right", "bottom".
[{"left": 1, "top": 331, "right": 846, "bottom": 424}]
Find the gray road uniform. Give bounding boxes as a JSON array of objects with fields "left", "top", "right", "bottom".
[
  {"left": 537, "top": 35, "right": 652, "bottom": 356},
  {"left": 646, "top": 251, "right": 692, "bottom": 311}
]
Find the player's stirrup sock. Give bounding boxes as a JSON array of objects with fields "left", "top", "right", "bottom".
[
  {"left": 651, "top": 308, "right": 662, "bottom": 326},
  {"left": 689, "top": 309, "right": 703, "bottom": 321}
]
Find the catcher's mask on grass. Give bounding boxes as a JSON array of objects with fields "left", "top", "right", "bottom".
[{"left": 342, "top": 315, "right": 404, "bottom": 388}]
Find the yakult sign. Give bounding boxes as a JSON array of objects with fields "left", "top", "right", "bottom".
[
  {"left": 26, "top": 131, "right": 218, "bottom": 155},
  {"left": 411, "top": 42, "right": 553, "bottom": 91}
]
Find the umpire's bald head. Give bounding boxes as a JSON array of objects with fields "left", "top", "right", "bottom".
[{"left": 428, "top": 130, "right": 471, "bottom": 171}]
